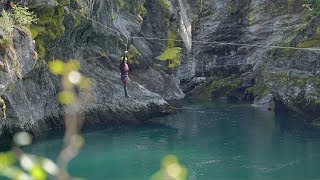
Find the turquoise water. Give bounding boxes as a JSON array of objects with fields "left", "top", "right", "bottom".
[{"left": 23, "top": 100, "right": 320, "bottom": 179}]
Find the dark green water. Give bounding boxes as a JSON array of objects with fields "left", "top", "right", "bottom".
[{"left": 23, "top": 100, "right": 320, "bottom": 179}]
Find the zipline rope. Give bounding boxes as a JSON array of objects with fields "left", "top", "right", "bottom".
[
  {"left": 68, "top": 7, "right": 320, "bottom": 52},
  {"left": 131, "top": 36, "right": 320, "bottom": 52},
  {"left": 68, "top": 8, "right": 129, "bottom": 46}
]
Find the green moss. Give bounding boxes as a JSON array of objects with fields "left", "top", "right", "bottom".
[
  {"left": 135, "top": 1, "right": 147, "bottom": 19},
  {"left": 246, "top": 84, "right": 269, "bottom": 99},
  {"left": 0, "top": 38, "right": 12, "bottom": 54},
  {"left": 57, "top": 0, "right": 70, "bottom": 6},
  {"left": 35, "top": 39, "right": 45, "bottom": 60},
  {"left": 297, "top": 39, "right": 320, "bottom": 48},
  {"left": 166, "top": 31, "right": 176, "bottom": 48},
  {"left": 158, "top": 47, "right": 182, "bottom": 68},
  {"left": 12, "top": 54, "right": 22, "bottom": 80},
  {"left": 303, "top": 0, "right": 320, "bottom": 21},
  {"left": 209, "top": 77, "right": 242, "bottom": 97},
  {"left": 247, "top": 13, "right": 255, "bottom": 26},
  {"left": 157, "top": 31, "right": 182, "bottom": 68},
  {"left": 0, "top": 97, "right": 6, "bottom": 119},
  {"left": 30, "top": 5, "right": 66, "bottom": 59},
  {"left": 268, "top": 72, "right": 320, "bottom": 88},
  {"left": 127, "top": 45, "right": 142, "bottom": 64},
  {"left": 30, "top": 28, "right": 38, "bottom": 39},
  {"left": 316, "top": 26, "right": 320, "bottom": 34},
  {"left": 158, "top": 0, "right": 170, "bottom": 10},
  {"left": 117, "top": 0, "right": 125, "bottom": 9},
  {"left": 229, "top": 3, "right": 240, "bottom": 14}
]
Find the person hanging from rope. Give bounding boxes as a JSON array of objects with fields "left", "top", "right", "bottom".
[{"left": 118, "top": 50, "right": 131, "bottom": 98}]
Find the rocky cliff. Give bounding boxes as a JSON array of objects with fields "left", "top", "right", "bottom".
[
  {"left": 0, "top": 0, "right": 319, "bottom": 137},
  {"left": 0, "top": 0, "right": 185, "bottom": 136},
  {"left": 177, "top": 0, "right": 320, "bottom": 122}
]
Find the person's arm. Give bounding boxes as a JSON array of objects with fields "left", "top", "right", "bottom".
[{"left": 124, "top": 63, "right": 129, "bottom": 72}]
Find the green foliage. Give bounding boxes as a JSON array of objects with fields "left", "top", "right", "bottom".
[
  {"left": 167, "top": 31, "right": 176, "bottom": 48},
  {"left": 158, "top": 31, "right": 182, "bottom": 68},
  {"left": 117, "top": 0, "right": 125, "bottom": 9},
  {"left": 127, "top": 45, "right": 142, "bottom": 64},
  {"left": 30, "top": 6, "right": 66, "bottom": 59},
  {"left": 0, "top": 97, "right": 7, "bottom": 119},
  {"left": 135, "top": 0, "right": 147, "bottom": 19},
  {"left": 0, "top": 11, "right": 14, "bottom": 37},
  {"left": 30, "top": 28, "right": 38, "bottom": 39},
  {"left": 11, "top": 6, "right": 37, "bottom": 27},
  {"left": 57, "top": 0, "right": 70, "bottom": 6},
  {"left": 0, "top": 38, "right": 11, "bottom": 47},
  {"left": 49, "top": 59, "right": 91, "bottom": 105},
  {"left": 158, "top": 47, "right": 182, "bottom": 68},
  {"left": 0, "top": 150, "right": 59, "bottom": 180},
  {"left": 34, "top": 39, "right": 45, "bottom": 59},
  {"left": 246, "top": 84, "right": 269, "bottom": 99},
  {"left": 0, "top": 5, "right": 36, "bottom": 38},
  {"left": 209, "top": 77, "right": 241, "bottom": 97},
  {"left": 158, "top": 0, "right": 170, "bottom": 10},
  {"left": 316, "top": 26, "right": 320, "bottom": 34},
  {"left": 6, "top": 83, "right": 14, "bottom": 92},
  {"left": 303, "top": 0, "right": 320, "bottom": 21},
  {"left": 297, "top": 39, "right": 320, "bottom": 47},
  {"left": 13, "top": 55, "right": 22, "bottom": 80}
]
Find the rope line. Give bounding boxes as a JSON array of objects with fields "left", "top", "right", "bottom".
[
  {"left": 67, "top": 8, "right": 320, "bottom": 52},
  {"left": 83, "top": 55, "right": 105, "bottom": 61},
  {"left": 132, "top": 36, "right": 320, "bottom": 52},
  {"left": 68, "top": 8, "right": 128, "bottom": 46}
]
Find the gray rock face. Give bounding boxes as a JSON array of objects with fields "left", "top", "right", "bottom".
[
  {"left": 253, "top": 93, "right": 275, "bottom": 111},
  {"left": 0, "top": 0, "right": 184, "bottom": 136},
  {"left": 177, "top": 0, "right": 320, "bottom": 121},
  {"left": 1, "top": 0, "right": 320, "bottom": 137}
]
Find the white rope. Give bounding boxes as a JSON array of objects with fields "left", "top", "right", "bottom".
[
  {"left": 68, "top": 9, "right": 129, "bottom": 46},
  {"left": 68, "top": 8, "right": 320, "bottom": 52},
  {"left": 131, "top": 36, "right": 320, "bottom": 52}
]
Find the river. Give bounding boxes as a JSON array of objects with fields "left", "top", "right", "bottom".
[{"left": 22, "top": 99, "right": 320, "bottom": 179}]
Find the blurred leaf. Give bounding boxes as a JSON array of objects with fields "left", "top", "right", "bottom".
[
  {"left": 151, "top": 155, "right": 187, "bottom": 180},
  {"left": 20, "top": 154, "right": 34, "bottom": 171},
  {"left": 162, "top": 155, "right": 178, "bottom": 168},
  {"left": 0, "top": 152, "right": 15, "bottom": 169},
  {"left": 48, "top": 60, "right": 65, "bottom": 75},
  {"left": 58, "top": 91, "right": 76, "bottom": 105},
  {"left": 41, "top": 158, "right": 59, "bottom": 175},
  {"left": 30, "top": 165, "right": 46, "bottom": 180},
  {"left": 66, "top": 59, "right": 80, "bottom": 72},
  {"left": 78, "top": 77, "right": 91, "bottom": 89},
  {"left": 0, "top": 166, "right": 32, "bottom": 179}
]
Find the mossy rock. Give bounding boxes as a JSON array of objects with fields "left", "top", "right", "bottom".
[
  {"left": 30, "top": 5, "right": 66, "bottom": 59},
  {"left": 127, "top": 44, "right": 142, "bottom": 66},
  {"left": 158, "top": 0, "right": 170, "bottom": 11},
  {"left": 245, "top": 83, "right": 269, "bottom": 100},
  {"left": 157, "top": 30, "right": 182, "bottom": 68},
  {"left": 297, "top": 39, "right": 320, "bottom": 48},
  {"left": 209, "top": 77, "right": 242, "bottom": 99},
  {"left": 0, "top": 61, "right": 5, "bottom": 71}
]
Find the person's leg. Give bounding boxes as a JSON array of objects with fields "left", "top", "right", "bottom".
[{"left": 124, "top": 84, "right": 128, "bottom": 97}]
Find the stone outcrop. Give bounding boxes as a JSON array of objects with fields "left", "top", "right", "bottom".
[
  {"left": 177, "top": 0, "right": 320, "bottom": 122},
  {"left": 0, "top": 0, "right": 185, "bottom": 136}
]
